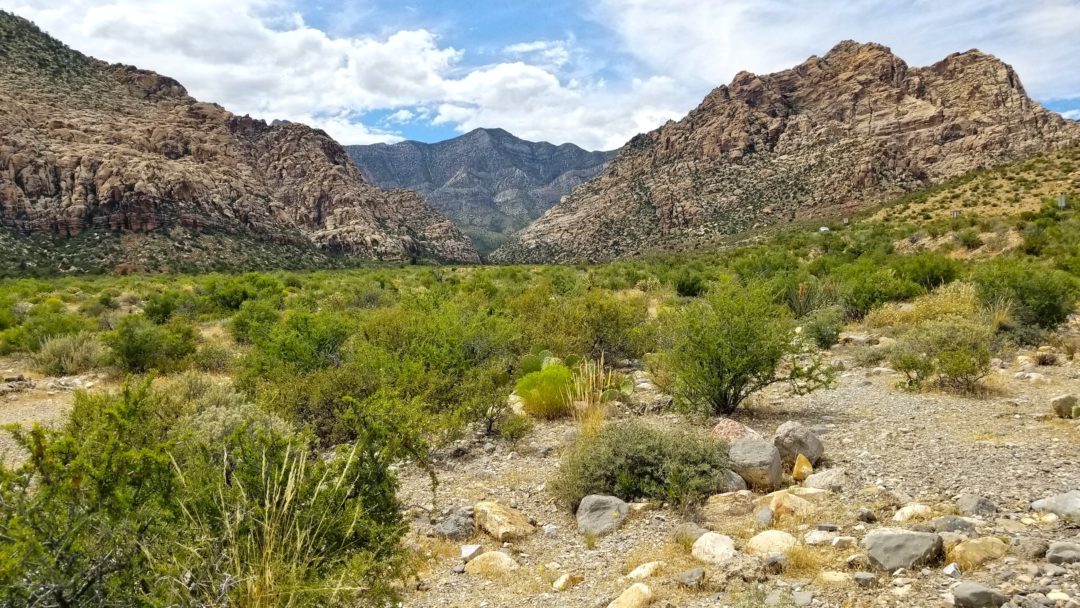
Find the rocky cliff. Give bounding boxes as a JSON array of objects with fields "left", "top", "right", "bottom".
[
  {"left": 0, "top": 11, "right": 479, "bottom": 273},
  {"left": 491, "top": 41, "right": 1080, "bottom": 263},
  {"left": 347, "top": 129, "right": 614, "bottom": 256}
]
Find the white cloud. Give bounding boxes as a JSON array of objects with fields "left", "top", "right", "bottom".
[
  {"left": 3, "top": 0, "right": 1077, "bottom": 150},
  {"left": 593, "top": 0, "right": 1080, "bottom": 101},
  {"left": 1063, "top": 110, "right": 1080, "bottom": 120}
]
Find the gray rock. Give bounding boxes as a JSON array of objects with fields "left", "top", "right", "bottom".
[
  {"left": 953, "top": 581, "right": 1008, "bottom": 608},
  {"left": 1046, "top": 542, "right": 1080, "bottom": 565},
  {"left": 728, "top": 439, "right": 783, "bottom": 490},
  {"left": 576, "top": 495, "right": 629, "bottom": 537},
  {"left": 773, "top": 420, "right": 824, "bottom": 466},
  {"left": 803, "top": 467, "right": 848, "bottom": 491},
  {"left": 957, "top": 494, "right": 997, "bottom": 517},
  {"left": 862, "top": 528, "right": 944, "bottom": 572},
  {"left": 674, "top": 522, "right": 709, "bottom": 545},
  {"left": 676, "top": 567, "right": 705, "bottom": 588},
  {"left": 857, "top": 508, "right": 878, "bottom": 523},
  {"left": 764, "top": 552, "right": 788, "bottom": 573},
  {"left": 792, "top": 591, "right": 813, "bottom": 607},
  {"left": 932, "top": 516, "right": 977, "bottom": 534},
  {"left": 1031, "top": 490, "right": 1080, "bottom": 521},
  {"left": 434, "top": 507, "right": 474, "bottom": 540},
  {"left": 1013, "top": 538, "right": 1049, "bottom": 560},
  {"left": 723, "top": 469, "right": 749, "bottom": 492},
  {"left": 755, "top": 507, "right": 774, "bottom": 529},
  {"left": 854, "top": 572, "right": 878, "bottom": 588},
  {"left": 1050, "top": 394, "right": 1077, "bottom": 418}
]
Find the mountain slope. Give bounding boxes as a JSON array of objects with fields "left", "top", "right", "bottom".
[
  {"left": 347, "top": 129, "right": 614, "bottom": 255},
  {"left": 491, "top": 41, "right": 1080, "bottom": 264},
  {"left": 0, "top": 11, "right": 479, "bottom": 273}
]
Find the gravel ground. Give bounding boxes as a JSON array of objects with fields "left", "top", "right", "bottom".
[{"left": 398, "top": 347, "right": 1080, "bottom": 608}]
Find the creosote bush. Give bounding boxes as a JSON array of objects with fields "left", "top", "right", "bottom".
[
  {"left": 553, "top": 419, "right": 730, "bottom": 510},
  {"left": 662, "top": 282, "right": 833, "bottom": 416},
  {"left": 889, "top": 315, "right": 994, "bottom": 393},
  {"left": 105, "top": 315, "right": 198, "bottom": 372}
]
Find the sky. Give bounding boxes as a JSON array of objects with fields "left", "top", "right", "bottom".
[{"left": 2, "top": 0, "right": 1079, "bottom": 150}]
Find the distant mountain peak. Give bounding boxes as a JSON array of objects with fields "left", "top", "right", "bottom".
[
  {"left": 347, "top": 130, "right": 615, "bottom": 257},
  {"left": 491, "top": 41, "right": 1080, "bottom": 264}
]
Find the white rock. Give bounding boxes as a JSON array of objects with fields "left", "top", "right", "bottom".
[
  {"left": 893, "top": 504, "right": 932, "bottom": 522},
  {"left": 746, "top": 530, "right": 797, "bottom": 556},
  {"left": 627, "top": 561, "right": 664, "bottom": 580},
  {"left": 691, "top": 532, "right": 737, "bottom": 564}
]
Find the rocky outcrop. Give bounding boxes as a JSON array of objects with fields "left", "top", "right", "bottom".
[
  {"left": 347, "top": 129, "right": 613, "bottom": 256},
  {"left": 492, "top": 41, "right": 1080, "bottom": 263},
  {"left": 0, "top": 11, "right": 478, "bottom": 272}
]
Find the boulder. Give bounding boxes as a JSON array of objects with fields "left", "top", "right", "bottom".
[
  {"left": 1050, "top": 394, "right": 1077, "bottom": 418},
  {"left": 711, "top": 418, "right": 764, "bottom": 443},
  {"left": 434, "top": 507, "right": 474, "bottom": 540},
  {"left": 1031, "top": 490, "right": 1080, "bottom": 521},
  {"left": 1013, "top": 537, "right": 1048, "bottom": 560},
  {"left": 675, "top": 567, "right": 705, "bottom": 588},
  {"left": 893, "top": 503, "right": 932, "bottom": 522},
  {"left": 792, "top": 453, "right": 813, "bottom": 481},
  {"left": 1047, "top": 541, "right": 1080, "bottom": 565},
  {"left": 804, "top": 530, "right": 837, "bottom": 546},
  {"left": 691, "top": 532, "right": 737, "bottom": 564},
  {"left": 474, "top": 501, "right": 536, "bottom": 541},
  {"left": 862, "top": 528, "right": 944, "bottom": 571},
  {"left": 773, "top": 421, "right": 824, "bottom": 466},
  {"left": 552, "top": 572, "right": 583, "bottom": 591},
  {"left": 464, "top": 551, "right": 520, "bottom": 576},
  {"left": 576, "top": 495, "right": 630, "bottom": 537},
  {"left": 702, "top": 490, "right": 755, "bottom": 520},
  {"left": 607, "top": 583, "right": 653, "bottom": 608},
  {"left": 758, "top": 491, "right": 815, "bottom": 519},
  {"left": 854, "top": 572, "right": 878, "bottom": 588},
  {"left": 728, "top": 439, "right": 783, "bottom": 490},
  {"left": 951, "top": 537, "right": 1008, "bottom": 570},
  {"left": 931, "top": 516, "right": 977, "bottom": 534},
  {"left": 953, "top": 581, "right": 1008, "bottom": 608},
  {"left": 746, "top": 530, "right": 797, "bottom": 556},
  {"left": 803, "top": 467, "right": 848, "bottom": 492},
  {"left": 723, "top": 469, "right": 749, "bottom": 492},
  {"left": 627, "top": 561, "right": 664, "bottom": 580},
  {"left": 674, "top": 522, "right": 709, "bottom": 545},
  {"left": 956, "top": 494, "right": 996, "bottom": 517},
  {"left": 461, "top": 544, "right": 484, "bottom": 562}
]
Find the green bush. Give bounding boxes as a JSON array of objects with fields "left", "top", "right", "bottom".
[
  {"left": 892, "top": 253, "right": 960, "bottom": 290},
  {"left": 674, "top": 270, "right": 705, "bottom": 297},
  {"left": 0, "top": 304, "right": 93, "bottom": 354},
  {"left": 31, "top": 332, "right": 107, "bottom": 376},
  {"left": 837, "top": 262, "right": 922, "bottom": 319},
  {"left": 972, "top": 259, "right": 1079, "bottom": 334},
  {"left": 801, "top": 305, "right": 844, "bottom": 349},
  {"left": 889, "top": 315, "right": 994, "bottom": 393},
  {"left": 105, "top": 315, "right": 198, "bottom": 372},
  {"left": 143, "top": 290, "right": 180, "bottom": 323},
  {"left": 515, "top": 364, "right": 573, "bottom": 419},
  {"left": 553, "top": 420, "right": 730, "bottom": 509},
  {"left": 229, "top": 299, "right": 280, "bottom": 344},
  {"left": 0, "top": 380, "right": 412, "bottom": 607},
  {"left": 662, "top": 282, "right": 833, "bottom": 415}
]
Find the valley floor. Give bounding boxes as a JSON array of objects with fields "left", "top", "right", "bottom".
[{"left": 397, "top": 341, "right": 1080, "bottom": 608}]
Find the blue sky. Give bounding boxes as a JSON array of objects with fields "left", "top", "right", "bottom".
[{"left": 3, "top": 0, "right": 1080, "bottom": 149}]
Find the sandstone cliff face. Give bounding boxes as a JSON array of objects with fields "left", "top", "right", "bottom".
[
  {"left": 347, "top": 129, "right": 614, "bottom": 256},
  {"left": 0, "top": 11, "right": 479, "bottom": 271},
  {"left": 491, "top": 41, "right": 1080, "bottom": 263}
]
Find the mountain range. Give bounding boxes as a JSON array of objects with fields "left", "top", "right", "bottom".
[
  {"left": 347, "top": 129, "right": 614, "bottom": 256},
  {"left": 491, "top": 41, "right": 1080, "bottom": 263},
  {"left": 2, "top": 10, "right": 1078, "bottom": 273},
  {"left": 0, "top": 11, "right": 478, "bottom": 273}
]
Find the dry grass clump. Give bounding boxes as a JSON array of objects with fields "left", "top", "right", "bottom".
[{"left": 864, "top": 282, "right": 978, "bottom": 329}]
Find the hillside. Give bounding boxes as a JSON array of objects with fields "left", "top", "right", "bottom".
[
  {"left": 347, "top": 129, "right": 614, "bottom": 256},
  {"left": 491, "top": 41, "right": 1080, "bottom": 263},
  {"left": 0, "top": 11, "right": 479, "bottom": 273}
]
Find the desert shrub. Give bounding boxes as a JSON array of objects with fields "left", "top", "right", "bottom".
[
  {"left": 972, "top": 259, "right": 1079, "bottom": 334},
  {"left": 661, "top": 282, "right": 833, "bottom": 416},
  {"left": 552, "top": 419, "right": 729, "bottom": 509},
  {"left": 0, "top": 304, "right": 94, "bottom": 354},
  {"left": 801, "top": 305, "right": 844, "bottom": 349},
  {"left": 836, "top": 262, "right": 922, "bottom": 319},
  {"left": 0, "top": 379, "right": 412, "bottom": 608},
  {"left": 515, "top": 364, "right": 573, "bottom": 419},
  {"left": 192, "top": 343, "right": 234, "bottom": 372},
  {"left": 143, "top": 290, "right": 180, "bottom": 323},
  {"left": 575, "top": 290, "right": 655, "bottom": 360},
  {"left": 889, "top": 315, "right": 994, "bottom": 392},
  {"left": 248, "top": 311, "right": 351, "bottom": 373},
  {"left": 105, "top": 315, "right": 198, "bottom": 372},
  {"left": 955, "top": 227, "right": 983, "bottom": 249},
  {"left": 674, "top": 270, "right": 706, "bottom": 297},
  {"left": 229, "top": 299, "right": 281, "bottom": 344},
  {"left": 202, "top": 273, "right": 285, "bottom": 311},
  {"left": 31, "top": 332, "right": 107, "bottom": 376},
  {"left": 496, "top": 412, "right": 534, "bottom": 443},
  {"left": 892, "top": 252, "right": 960, "bottom": 290}
]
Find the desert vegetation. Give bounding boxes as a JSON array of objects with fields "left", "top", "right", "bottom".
[{"left": 0, "top": 194, "right": 1077, "bottom": 605}]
